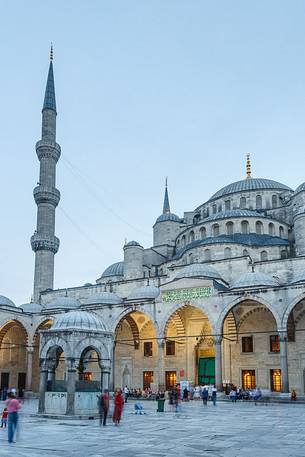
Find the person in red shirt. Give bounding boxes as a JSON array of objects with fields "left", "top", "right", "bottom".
[
  {"left": 1, "top": 408, "right": 8, "bottom": 428},
  {"left": 5, "top": 392, "right": 21, "bottom": 443},
  {"left": 112, "top": 389, "right": 124, "bottom": 425}
]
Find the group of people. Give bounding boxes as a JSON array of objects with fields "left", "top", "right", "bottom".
[
  {"left": 97, "top": 388, "right": 125, "bottom": 426},
  {"left": 228, "top": 386, "right": 262, "bottom": 402}
]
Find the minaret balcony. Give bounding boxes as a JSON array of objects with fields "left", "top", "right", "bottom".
[
  {"left": 31, "top": 233, "right": 60, "bottom": 254},
  {"left": 36, "top": 140, "right": 61, "bottom": 162},
  {"left": 33, "top": 186, "right": 60, "bottom": 206}
]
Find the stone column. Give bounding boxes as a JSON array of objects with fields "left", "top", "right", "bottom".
[
  {"left": 26, "top": 346, "right": 34, "bottom": 392},
  {"left": 214, "top": 336, "right": 223, "bottom": 391},
  {"left": 109, "top": 343, "right": 115, "bottom": 392},
  {"left": 38, "top": 363, "right": 48, "bottom": 414},
  {"left": 157, "top": 340, "right": 165, "bottom": 390},
  {"left": 102, "top": 368, "right": 111, "bottom": 391},
  {"left": 66, "top": 360, "right": 76, "bottom": 415},
  {"left": 279, "top": 331, "right": 289, "bottom": 393}
]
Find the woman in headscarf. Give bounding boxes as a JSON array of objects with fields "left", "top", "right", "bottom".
[{"left": 112, "top": 389, "right": 124, "bottom": 425}]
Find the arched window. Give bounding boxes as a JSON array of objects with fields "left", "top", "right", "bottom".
[
  {"left": 218, "top": 204, "right": 222, "bottom": 212},
  {"left": 268, "top": 223, "right": 275, "bottom": 236},
  {"left": 225, "top": 200, "right": 231, "bottom": 211},
  {"left": 176, "top": 239, "right": 180, "bottom": 249},
  {"left": 189, "top": 253, "right": 193, "bottom": 263},
  {"left": 212, "top": 204, "right": 217, "bottom": 214},
  {"left": 200, "top": 227, "right": 206, "bottom": 239},
  {"left": 261, "top": 250, "right": 268, "bottom": 261},
  {"left": 280, "top": 249, "right": 288, "bottom": 259},
  {"left": 243, "top": 249, "right": 249, "bottom": 257},
  {"left": 204, "top": 249, "right": 211, "bottom": 261},
  {"left": 256, "top": 195, "right": 262, "bottom": 209},
  {"left": 181, "top": 235, "right": 186, "bottom": 247},
  {"left": 256, "top": 221, "right": 264, "bottom": 234},
  {"left": 240, "top": 197, "right": 246, "bottom": 209},
  {"left": 226, "top": 221, "right": 234, "bottom": 235},
  {"left": 212, "top": 224, "right": 220, "bottom": 237},
  {"left": 189, "top": 231, "right": 195, "bottom": 243},
  {"left": 206, "top": 207, "right": 209, "bottom": 216},
  {"left": 241, "top": 220, "right": 249, "bottom": 234},
  {"left": 224, "top": 247, "right": 232, "bottom": 259},
  {"left": 279, "top": 226, "right": 284, "bottom": 238},
  {"left": 272, "top": 195, "right": 278, "bottom": 208}
]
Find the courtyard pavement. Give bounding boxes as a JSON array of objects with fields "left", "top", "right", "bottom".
[{"left": 0, "top": 399, "right": 305, "bottom": 456}]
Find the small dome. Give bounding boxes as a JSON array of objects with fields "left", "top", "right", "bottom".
[
  {"left": 45, "top": 296, "right": 81, "bottom": 310},
  {"left": 128, "top": 285, "right": 160, "bottom": 300},
  {"left": 231, "top": 271, "right": 280, "bottom": 289},
  {"left": 290, "top": 270, "right": 305, "bottom": 285},
  {"left": 83, "top": 283, "right": 92, "bottom": 287},
  {"left": 51, "top": 310, "right": 105, "bottom": 332},
  {"left": 83, "top": 291, "right": 122, "bottom": 305},
  {"left": 0, "top": 295, "right": 15, "bottom": 307},
  {"left": 175, "top": 264, "right": 223, "bottom": 281},
  {"left": 20, "top": 302, "right": 43, "bottom": 313},
  {"left": 101, "top": 261, "right": 124, "bottom": 278},
  {"left": 208, "top": 178, "right": 291, "bottom": 202},
  {"left": 124, "top": 240, "right": 143, "bottom": 248},
  {"left": 295, "top": 183, "right": 305, "bottom": 195},
  {"left": 155, "top": 213, "right": 181, "bottom": 223}
]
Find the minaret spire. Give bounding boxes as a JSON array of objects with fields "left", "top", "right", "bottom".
[
  {"left": 246, "top": 153, "right": 252, "bottom": 179},
  {"left": 162, "top": 177, "right": 170, "bottom": 214},
  {"left": 31, "top": 49, "right": 61, "bottom": 301}
]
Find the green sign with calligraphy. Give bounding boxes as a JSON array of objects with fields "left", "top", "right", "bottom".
[{"left": 162, "top": 287, "right": 212, "bottom": 303}]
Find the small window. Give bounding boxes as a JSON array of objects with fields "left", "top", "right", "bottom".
[
  {"left": 181, "top": 235, "right": 186, "bottom": 247},
  {"left": 204, "top": 249, "right": 211, "bottom": 261},
  {"left": 270, "top": 369, "right": 281, "bottom": 392},
  {"left": 280, "top": 249, "right": 288, "bottom": 259},
  {"left": 241, "top": 220, "right": 249, "bottom": 234},
  {"left": 279, "top": 226, "right": 284, "bottom": 238},
  {"left": 189, "top": 231, "right": 195, "bottom": 243},
  {"left": 143, "top": 371, "right": 154, "bottom": 389},
  {"left": 166, "top": 340, "right": 175, "bottom": 356},
  {"left": 200, "top": 227, "right": 206, "bottom": 239},
  {"left": 224, "top": 247, "right": 232, "bottom": 259},
  {"left": 218, "top": 204, "right": 222, "bottom": 212},
  {"left": 242, "top": 336, "right": 253, "bottom": 353},
  {"left": 212, "top": 204, "right": 217, "bottom": 214},
  {"left": 261, "top": 250, "right": 268, "bottom": 261},
  {"left": 256, "top": 221, "right": 263, "bottom": 234},
  {"left": 189, "top": 253, "right": 193, "bottom": 263},
  {"left": 242, "top": 370, "right": 256, "bottom": 389},
  {"left": 240, "top": 197, "right": 246, "bottom": 209},
  {"left": 212, "top": 224, "right": 219, "bottom": 237},
  {"left": 272, "top": 195, "right": 278, "bottom": 208},
  {"left": 256, "top": 195, "right": 262, "bottom": 209},
  {"left": 268, "top": 223, "right": 275, "bottom": 235},
  {"left": 144, "top": 342, "right": 153, "bottom": 357},
  {"left": 176, "top": 240, "right": 180, "bottom": 249},
  {"left": 226, "top": 221, "right": 234, "bottom": 235},
  {"left": 225, "top": 200, "right": 231, "bottom": 211},
  {"left": 270, "top": 335, "right": 280, "bottom": 353}
]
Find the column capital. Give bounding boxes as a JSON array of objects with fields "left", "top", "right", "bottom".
[
  {"left": 157, "top": 338, "right": 166, "bottom": 348},
  {"left": 26, "top": 345, "right": 34, "bottom": 354},
  {"left": 213, "top": 335, "right": 223, "bottom": 345},
  {"left": 279, "top": 331, "right": 288, "bottom": 342}
]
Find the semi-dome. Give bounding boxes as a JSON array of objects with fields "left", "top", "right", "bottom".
[
  {"left": 155, "top": 213, "right": 181, "bottom": 223},
  {"left": 202, "top": 209, "right": 262, "bottom": 223},
  {"left": 45, "top": 296, "right": 81, "bottom": 310},
  {"left": 208, "top": 178, "right": 292, "bottom": 202},
  {"left": 51, "top": 310, "right": 105, "bottom": 332},
  {"left": 20, "top": 302, "right": 43, "bottom": 313},
  {"left": 128, "top": 285, "right": 160, "bottom": 300},
  {"left": 175, "top": 264, "right": 223, "bottom": 281},
  {"left": 294, "top": 183, "right": 305, "bottom": 195},
  {"left": 290, "top": 270, "right": 305, "bottom": 285},
  {"left": 231, "top": 271, "right": 280, "bottom": 289},
  {"left": 124, "top": 240, "right": 143, "bottom": 247},
  {"left": 0, "top": 295, "right": 15, "bottom": 307},
  {"left": 83, "top": 291, "right": 122, "bottom": 305},
  {"left": 101, "top": 261, "right": 124, "bottom": 278}
]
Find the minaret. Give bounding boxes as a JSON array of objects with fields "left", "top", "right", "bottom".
[{"left": 31, "top": 46, "right": 61, "bottom": 301}]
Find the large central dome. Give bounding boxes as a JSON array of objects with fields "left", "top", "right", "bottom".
[{"left": 208, "top": 178, "right": 292, "bottom": 202}]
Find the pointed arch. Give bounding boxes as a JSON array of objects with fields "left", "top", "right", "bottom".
[{"left": 0, "top": 319, "right": 29, "bottom": 347}]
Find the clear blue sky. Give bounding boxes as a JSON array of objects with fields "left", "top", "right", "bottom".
[{"left": 1, "top": 1, "right": 305, "bottom": 304}]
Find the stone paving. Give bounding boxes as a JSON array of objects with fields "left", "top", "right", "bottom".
[{"left": 0, "top": 399, "right": 305, "bottom": 456}]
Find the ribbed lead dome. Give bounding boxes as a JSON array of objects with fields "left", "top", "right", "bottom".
[
  {"left": 209, "top": 178, "right": 291, "bottom": 202},
  {"left": 0, "top": 295, "right": 15, "bottom": 307},
  {"left": 155, "top": 213, "right": 181, "bottom": 223},
  {"left": 294, "top": 183, "right": 305, "bottom": 195},
  {"left": 231, "top": 271, "right": 280, "bottom": 289},
  {"left": 128, "top": 285, "right": 160, "bottom": 300},
  {"left": 45, "top": 296, "right": 81, "bottom": 310},
  {"left": 51, "top": 311, "right": 105, "bottom": 331},
  {"left": 83, "top": 291, "right": 122, "bottom": 305},
  {"left": 175, "top": 264, "right": 223, "bottom": 281},
  {"left": 101, "top": 262, "right": 124, "bottom": 278},
  {"left": 20, "top": 302, "right": 43, "bottom": 313}
]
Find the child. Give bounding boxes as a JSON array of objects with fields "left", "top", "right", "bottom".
[{"left": 1, "top": 408, "right": 8, "bottom": 428}]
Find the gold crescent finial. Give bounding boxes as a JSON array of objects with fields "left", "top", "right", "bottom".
[
  {"left": 246, "top": 153, "right": 251, "bottom": 179},
  {"left": 50, "top": 43, "right": 54, "bottom": 61}
]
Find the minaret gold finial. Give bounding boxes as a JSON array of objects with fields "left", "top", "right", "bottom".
[
  {"left": 246, "top": 153, "right": 251, "bottom": 179},
  {"left": 50, "top": 43, "right": 54, "bottom": 61}
]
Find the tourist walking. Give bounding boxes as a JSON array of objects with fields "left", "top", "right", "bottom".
[
  {"left": 98, "top": 389, "right": 109, "bottom": 426},
  {"left": 211, "top": 386, "right": 217, "bottom": 406},
  {"left": 113, "top": 389, "right": 124, "bottom": 426},
  {"left": 201, "top": 387, "right": 208, "bottom": 406},
  {"left": 6, "top": 392, "right": 21, "bottom": 443},
  {"left": 123, "top": 385, "right": 129, "bottom": 403}
]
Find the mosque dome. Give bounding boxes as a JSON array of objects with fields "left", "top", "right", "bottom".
[
  {"left": 202, "top": 209, "right": 261, "bottom": 222},
  {"left": 101, "top": 262, "right": 124, "bottom": 278},
  {"left": 45, "top": 296, "right": 81, "bottom": 310},
  {"left": 0, "top": 295, "right": 15, "bottom": 307},
  {"left": 124, "top": 240, "right": 143, "bottom": 248},
  {"left": 20, "top": 302, "right": 43, "bottom": 313},
  {"left": 83, "top": 291, "right": 122, "bottom": 305},
  {"left": 294, "top": 183, "right": 305, "bottom": 195},
  {"left": 175, "top": 264, "right": 223, "bottom": 281},
  {"left": 51, "top": 310, "right": 105, "bottom": 332},
  {"left": 128, "top": 285, "right": 160, "bottom": 300},
  {"left": 231, "top": 271, "right": 280, "bottom": 289},
  {"left": 155, "top": 213, "right": 181, "bottom": 223},
  {"left": 208, "top": 178, "right": 291, "bottom": 203}
]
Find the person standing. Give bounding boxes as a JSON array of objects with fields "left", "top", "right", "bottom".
[
  {"left": 1, "top": 408, "right": 8, "bottom": 428},
  {"left": 123, "top": 385, "right": 129, "bottom": 403},
  {"left": 98, "top": 389, "right": 109, "bottom": 426},
  {"left": 6, "top": 393, "right": 21, "bottom": 443},
  {"left": 113, "top": 389, "right": 124, "bottom": 426},
  {"left": 211, "top": 385, "right": 217, "bottom": 406},
  {"left": 202, "top": 387, "right": 208, "bottom": 406}
]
